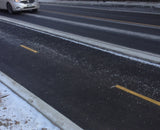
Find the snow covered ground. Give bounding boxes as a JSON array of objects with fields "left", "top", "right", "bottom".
[
  {"left": 39, "top": 0, "right": 160, "bottom": 9},
  {"left": 0, "top": 82, "right": 60, "bottom": 130}
]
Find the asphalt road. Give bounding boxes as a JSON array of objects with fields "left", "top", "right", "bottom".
[
  {"left": 0, "top": 3, "right": 160, "bottom": 130},
  {"left": 1, "top": 4, "right": 160, "bottom": 54}
]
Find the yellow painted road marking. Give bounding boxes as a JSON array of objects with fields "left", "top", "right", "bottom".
[
  {"left": 41, "top": 9, "right": 160, "bottom": 29},
  {"left": 115, "top": 85, "right": 160, "bottom": 106},
  {"left": 20, "top": 45, "right": 38, "bottom": 53}
]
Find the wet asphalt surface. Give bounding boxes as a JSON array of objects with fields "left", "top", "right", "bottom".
[{"left": 0, "top": 3, "right": 160, "bottom": 130}]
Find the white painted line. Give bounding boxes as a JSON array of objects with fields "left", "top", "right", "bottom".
[
  {"left": 0, "top": 16, "right": 160, "bottom": 68},
  {"left": 40, "top": 9, "right": 160, "bottom": 30},
  {"left": 41, "top": 3, "right": 160, "bottom": 15},
  {"left": 26, "top": 13, "right": 160, "bottom": 42},
  {"left": 0, "top": 71, "right": 83, "bottom": 130}
]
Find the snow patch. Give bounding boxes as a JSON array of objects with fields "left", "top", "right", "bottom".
[{"left": 0, "top": 82, "right": 60, "bottom": 130}]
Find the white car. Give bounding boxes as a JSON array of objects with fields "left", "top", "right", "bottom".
[{"left": 0, "top": 0, "right": 40, "bottom": 14}]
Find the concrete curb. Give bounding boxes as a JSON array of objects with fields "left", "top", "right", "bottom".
[
  {"left": 0, "top": 71, "right": 83, "bottom": 130},
  {"left": 39, "top": 0, "right": 160, "bottom": 9}
]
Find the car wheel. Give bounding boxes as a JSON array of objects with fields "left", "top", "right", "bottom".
[{"left": 7, "top": 3, "right": 14, "bottom": 14}]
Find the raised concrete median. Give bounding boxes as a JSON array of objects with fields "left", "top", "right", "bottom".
[{"left": 39, "top": 0, "right": 160, "bottom": 9}]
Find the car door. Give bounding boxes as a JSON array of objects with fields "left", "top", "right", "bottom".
[
  {"left": 0, "top": 0, "right": 2, "bottom": 9},
  {"left": 0, "top": 0, "right": 6, "bottom": 9}
]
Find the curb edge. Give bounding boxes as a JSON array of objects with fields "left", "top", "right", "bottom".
[{"left": 0, "top": 71, "right": 83, "bottom": 130}]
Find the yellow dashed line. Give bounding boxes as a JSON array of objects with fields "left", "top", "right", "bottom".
[
  {"left": 20, "top": 45, "right": 38, "bottom": 53},
  {"left": 115, "top": 85, "right": 160, "bottom": 106}
]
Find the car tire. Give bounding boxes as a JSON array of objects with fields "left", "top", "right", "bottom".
[{"left": 7, "top": 3, "right": 14, "bottom": 14}]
